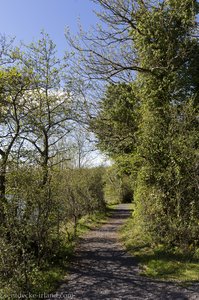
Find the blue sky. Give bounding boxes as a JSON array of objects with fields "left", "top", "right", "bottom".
[{"left": 0, "top": 0, "right": 99, "bottom": 54}]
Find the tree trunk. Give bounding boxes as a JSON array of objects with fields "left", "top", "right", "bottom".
[
  {"left": 41, "top": 131, "right": 49, "bottom": 186},
  {"left": 0, "top": 155, "right": 7, "bottom": 223}
]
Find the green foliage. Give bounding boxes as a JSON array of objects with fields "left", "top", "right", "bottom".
[
  {"left": 92, "top": 0, "right": 199, "bottom": 251},
  {"left": 0, "top": 165, "right": 106, "bottom": 297},
  {"left": 0, "top": 0, "right": 199, "bottom": 293},
  {"left": 55, "top": 167, "right": 106, "bottom": 232},
  {"left": 92, "top": 83, "right": 139, "bottom": 158},
  {"left": 104, "top": 166, "right": 133, "bottom": 204},
  {"left": 0, "top": 32, "right": 106, "bottom": 297},
  {"left": 132, "top": 0, "right": 199, "bottom": 246}
]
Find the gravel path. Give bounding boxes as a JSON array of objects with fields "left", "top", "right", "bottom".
[{"left": 50, "top": 204, "right": 199, "bottom": 300}]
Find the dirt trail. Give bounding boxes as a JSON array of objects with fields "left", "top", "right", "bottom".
[{"left": 50, "top": 204, "right": 199, "bottom": 300}]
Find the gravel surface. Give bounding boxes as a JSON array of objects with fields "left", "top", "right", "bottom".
[{"left": 49, "top": 204, "right": 199, "bottom": 300}]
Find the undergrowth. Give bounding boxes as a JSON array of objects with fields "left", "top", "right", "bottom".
[
  {"left": 0, "top": 209, "right": 109, "bottom": 299},
  {"left": 121, "top": 215, "right": 199, "bottom": 283}
]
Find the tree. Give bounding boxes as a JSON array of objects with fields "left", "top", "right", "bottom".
[
  {"left": 92, "top": 83, "right": 138, "bottom": 156},
  {"left": 131, "top": 0, "right": 199, "bottom": 247},
  {"left": 68, "top": 125, "right": 96, "bottom": 168},
  {"left": 66, "top": 0, "right": 155, "bottom": 82},
  {"left": 66, "top": 0, "right": 199, "bottom": 83},
  {"left": 0, "top": 68, "right": 30, "bottom": 222},
  {"left": 70, "top": 0, "right": 199, "bottom": 248},
  {"left": 0, "top": 34, "right": 17, "bottom": 67},
  {"left": 5, "top": 33, "right": 79, "bottom": 268},
  {"left": 0, "top": 32, "right": 108, "bottom": 295},
  {"left": 20, "top": 32, "right": 75, "bottom": 185}
]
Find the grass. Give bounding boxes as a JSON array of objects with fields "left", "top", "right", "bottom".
[
  {"left": 121, "top": 217, "right": 199, "bottom": 283},
  {"left": 77, "top": 210, "right": 109, "bottom": 234}
]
